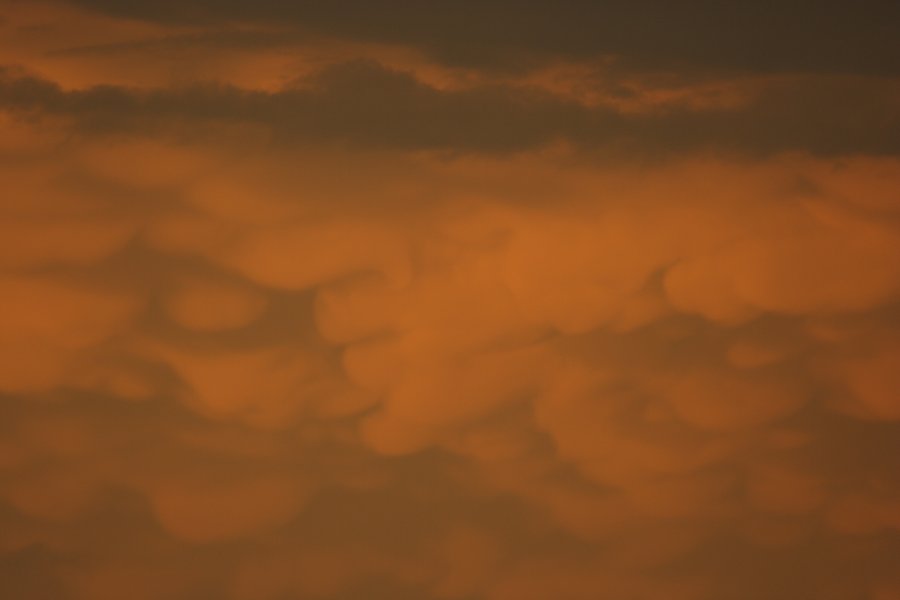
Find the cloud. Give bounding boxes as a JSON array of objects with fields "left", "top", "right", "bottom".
[
  {"left": 146, "top": 473, "right": 309, "bottom": 543},
  {"left": 0, "top": 275, "right": 140, "bottom": 393},
  {"left": 2, "top": 61, "right": 899, "bottom": 156},
  {"left": 3, "top": 129, "right": 896, "bottom": 598},
  {"left": 1, "top": 6, "right": 900, "bottom": 598}
]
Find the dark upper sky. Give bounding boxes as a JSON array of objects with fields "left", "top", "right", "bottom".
[{"left": 57, "top": 0, "right": 900, "bottom": 74}]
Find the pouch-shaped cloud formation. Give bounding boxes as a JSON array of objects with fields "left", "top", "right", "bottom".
[{"left": 1, "top": 3, "right": 899, "bottom": 599}]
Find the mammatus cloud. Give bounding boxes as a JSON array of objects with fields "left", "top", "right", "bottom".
[{"left": 1, "top": 2, "right": 900, "bottom": 599}]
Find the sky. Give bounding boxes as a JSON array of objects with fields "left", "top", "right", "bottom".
[{"left": 1, "top": 1, "right": 900, "bottom": 598}]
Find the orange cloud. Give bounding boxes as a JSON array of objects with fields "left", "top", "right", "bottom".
[{"left": 1, "top": 11, "right": 899, "bottom": 597}]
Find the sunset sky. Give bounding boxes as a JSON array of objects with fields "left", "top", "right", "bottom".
[{"left": 1, "top": 2, "right": 900, "bottom": 599}]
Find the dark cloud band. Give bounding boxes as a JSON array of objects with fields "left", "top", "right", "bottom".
[{"left": 2, "top": 62, "right": 899, "bottom": 156}]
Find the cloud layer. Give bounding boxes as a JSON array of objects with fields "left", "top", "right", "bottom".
[{"left": 1, "top": 3, "right": 899, "bottom": 599}]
